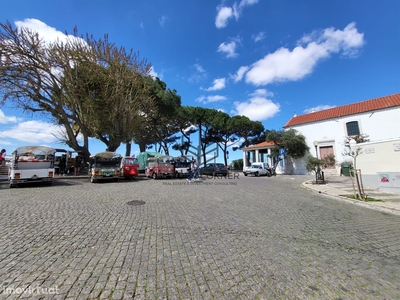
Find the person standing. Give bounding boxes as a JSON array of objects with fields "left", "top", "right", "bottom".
[
  {"left": 74, "top": 153, "right": 83, "bottom": 176},
  {"left": 0, "top": 149, "right": 6, "bottom": 166},
  {"left": 186, "top": 158, "right": 195, "bottom": 182},
  {"left": 59, "top": 155, "right": 67, "bottom": 176}
]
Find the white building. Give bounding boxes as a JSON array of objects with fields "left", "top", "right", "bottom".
[{"left": 243, "top": 93, "right": 400, "bottom": 192}]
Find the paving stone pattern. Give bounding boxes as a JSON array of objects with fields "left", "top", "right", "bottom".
[{"left": 1, "top": 175, "right": 400, "bottom": 299}]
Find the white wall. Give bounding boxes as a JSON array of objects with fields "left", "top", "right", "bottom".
[
  {"left": 356, "top": 139, "right": 400, "bottom": 173},
  {"left": 284, "top": 106, "right": 400, "bottom": 175},
  {"left": 356, "top": 139, "right": 400, "bottom": 193}
]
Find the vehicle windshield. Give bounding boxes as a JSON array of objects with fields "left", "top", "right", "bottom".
[
  {"left": 250, "top": 164, "right": 261, "bottom": 168},
  {"left": 124, "top": 158, "right": 138, "bottom": 165},
  {"left": 158, "top": 156, "right": 175, "bottom": 163}
]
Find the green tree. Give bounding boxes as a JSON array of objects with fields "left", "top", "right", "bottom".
[
  {"left": 0, "top": 21, "right": 153, "bottom": 161},
  {"left": 132, "top": 77, "right": 181, "bottom": 153},
  {"left": 306, "top": 154, "right": 336, "bottom": 183},
  {"left": 231, "top": 116, "right": 265, "bottom": 165},
  {"left": 265, "top": 129, "right": 309, "bottom": 169},
  {"left": 207, "top": 111, "right": 237, "bottom": 166},
  {"left": 63, "top": 58, "right": 153, "bottom": 153},
  {"left": 171, "top": 106, "right": 197, "bottom": 156}
]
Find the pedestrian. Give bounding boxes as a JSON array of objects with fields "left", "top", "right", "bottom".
[
  {"left": 59, "top": 155, "right": 67, "bottom": 176},
  {"left": 74, "top": 153, "right": 83, "bottom": 176},
  {"left": 187, "top": 158, "right": 199, "bottom": 182},
  {"left": 186, "top": 158, "right": 195, "bottom": 182},
  {"left": 0, "top": 149, "right": 6, "bottom": 166}
]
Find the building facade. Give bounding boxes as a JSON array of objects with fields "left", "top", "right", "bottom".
[{"left": 242, "top": 93, "right": 400, "bottom": 192}]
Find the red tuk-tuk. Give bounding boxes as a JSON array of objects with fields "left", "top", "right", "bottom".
[
  {"left": 146, "top": 155, "right": 175, "bottom": 179},
  {"left": 120, "top": 156, "right": 139, "bottom": 179}
]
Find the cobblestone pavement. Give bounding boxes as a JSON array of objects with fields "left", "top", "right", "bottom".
[{"left": 1, "top": 174, "right": 400, "bottom": 299}]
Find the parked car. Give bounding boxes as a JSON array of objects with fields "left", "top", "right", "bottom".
[
  {"left": 120, "top": 156, "right": 139, "bottom": 179},
  {"left": 199, "top": 163, "right": 228, "bottom": 176},
  {"left": 243, "top": 162, "right": 275, "bottom": 177},
  {"left": 88, "top": 151, "right": 122, "bottom": 183}
]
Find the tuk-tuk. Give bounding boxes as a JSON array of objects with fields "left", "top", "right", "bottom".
[
  {"left": 120, "top": 156, "right": 139, "bottom": 179},
  {"left": 146, "top": 155, "right": 175, "bottom": 179},
  {"left": 88, "top": 151, "right": 122, "bottom": 183},
  {"left": 145, "top": 157, "right": 158, "bottom": 178},
  {"left": 136, "top": 151, "right": 162, "bottom": 173},
  {"left": 174, "top": 155, "right": 192, "bottom": 178},
  {"left": 8, "top": 146, "right": 56, "bottom": 188}
]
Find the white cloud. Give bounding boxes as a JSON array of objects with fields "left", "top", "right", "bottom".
[
  {"left": 231, "top": 66, "right": 249, "bottom": 82},
  {"left": 235, "top": 23, "right": 364, "bottom": 86},
  {"left": 15, "top": 18, "right": 84, "bottom": 46},
  {"left": 196, "top": 95, "right": 227, "bottom": 104},
  {"left": 252, "top": 31, "right": 266, "bottom": 42},
  {"left": 215, "top": 0, "right": 258, "bottom": 28},
  {"left": 149, "top": 66, "right": 159, "bottom": 79},
  {"left": 215, "top": 6, "right": 234, "bottom": 29},
  {"left": 303, "top": 104, "right": 336, "bottom": 114},
  {"left": 159, "top": 15, "right": 167, "bottom": 27},
  {"left": 205, "top": 78, "right": 226, "bottom": 91},
  {"left": 233, "top": 89, "right": 280, "bottom": 121},
  {"left": 217, "top": 39, "right": 240, "bottom": 58},
  {"left": 249, "top": 89, "right": 274, "bottom": 98},
  {"left": 188, "top": 63, "right": 207, "bottom": 83},
  {"left": 0, "top": 110, "right": 19, "bottom": 124},
  {"left": 239, "top": 0, "right": 259, "bottom": 8},
  {"left": 0, "top": 120, "right": 63, "bottom": 143}
]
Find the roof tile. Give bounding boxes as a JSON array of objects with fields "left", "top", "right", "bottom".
[
  {"left": 244, "top": 141, "right": 275, "bottom": 149},
  {"left": 284, "top": 93, "right": 400, "bottom": 127}
]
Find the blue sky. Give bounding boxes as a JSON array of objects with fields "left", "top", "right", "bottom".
[{"left": 0, "top": 0, "right": 399, "bottom": 162}]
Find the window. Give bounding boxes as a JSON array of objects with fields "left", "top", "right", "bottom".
[{"left": 346, "top": 121, "right": 360, "bottom": 136}]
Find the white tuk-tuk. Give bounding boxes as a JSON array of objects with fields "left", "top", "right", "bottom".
[{"left": 8, "top": 146, "right": 56, "bottom": 188}]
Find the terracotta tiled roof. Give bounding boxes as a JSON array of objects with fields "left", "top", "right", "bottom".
[
  {"left": 243, "top": 141, "right": 276, "bottom": 150},
  {"left": 284, "top": 93, "right": 400, "bottom": 127}
]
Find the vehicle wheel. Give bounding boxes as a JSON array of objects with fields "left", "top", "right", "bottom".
[
  {"left": 114, "top": 178, "right": 119, "bottom": 182},
  {"left": 255, "top": 172, "right": 259, "bottom": 177},
  {"left": 244, "top": 173, "right": 248, "bottom": 176},
  {"left": 10, "top": 184, "right": 16, "bottom": 188},
  {"left": 152, "top": 172, "right": 158, "bottom": 179}
]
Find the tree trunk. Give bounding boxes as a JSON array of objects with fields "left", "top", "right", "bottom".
[
  {"left": 138, "top": 142, "right": 146, "bottom": 152},
  {"left": 125, "top": 141, "right": 132, "bottom": 157}
]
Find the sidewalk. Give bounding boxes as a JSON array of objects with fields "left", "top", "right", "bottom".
[{"left": 303, "top": 175, "right": 400, "bottom": 216}]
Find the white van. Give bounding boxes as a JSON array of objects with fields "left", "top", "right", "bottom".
[{"left": 8, "top": 146, "right": 56, "bottom": 188}]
